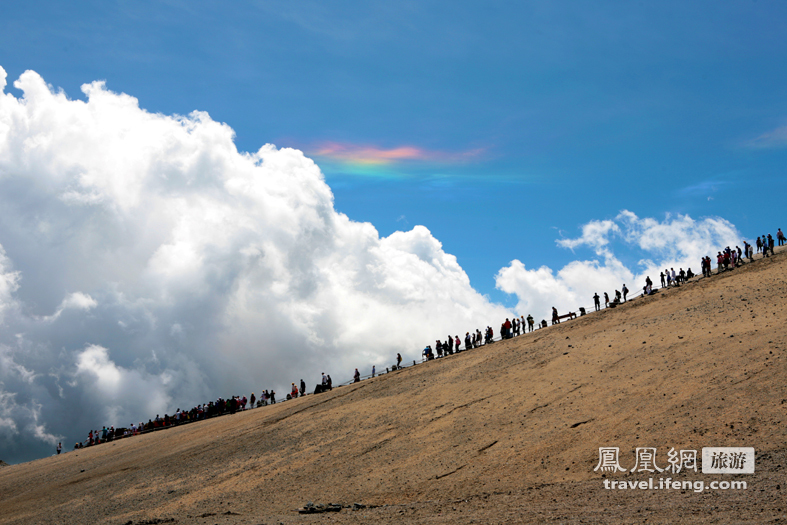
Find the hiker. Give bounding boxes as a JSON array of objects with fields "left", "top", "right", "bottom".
[
  {"left": 354, "top": 368, "right": 361, "bottom": 382},
  {"left": 322, "top": 373, "right": 327, "bottom": 386},
  {"left": 447, "top": 336, "right": 454, "bottom": 354},
  {"left": 327, "top": 375, "right": 332, "bottom": 389},
  {"left": 57, "top": 442, "right": 62, "bottom": 455},
  {"left": 504, "top": 318, "right": 512, "bottom": 338},
  {"left": 622, "top": 284, "right": 629, "bottom": 302},
  {"left": 604, "top": 292, "right": 610, "bottom": 307},
  {"left": 593, "top": 293, "right": 600, "bottom": 311},
  {"left": 778, "top": 229, "right": 785, "bottom": 247},
  {"left": 756, "top": 236, "right": 763, "bottom": 253},
  {"left": 300, "top": 379, "right": 306, "bottom": 397},
  {"left": 270, "top": 391, "right": 276, "bottom": 404},
  {"left": 465, "top": 332, "right": 472, "bottom": 350},
  {"left": 552, "top": 307, "right": 559, "bottom": 325},
  {"left": 686, "top": 268, "right": 694, "bottom": 279},
  {"left": 527, "top": 314, "right": 534, "bottom": 332},
  {"left": 291, "top": 383, "right": 298, "bottom": 398},
  {"left": 660, "top": 271, "right": 666, "bottom": 288},
  {"left": 249, "top": 392, "right": 256, "bottom": 408},
  {"left": 397, "top": 353, "right": 402, "bottom": 368},
  {"left": 768, "top": 234, "right": 775, "bottom": 255}
]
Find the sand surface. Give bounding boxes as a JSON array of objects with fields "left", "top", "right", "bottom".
[{"left": 1, "top": 249, "right": 785, "bottom": 524}]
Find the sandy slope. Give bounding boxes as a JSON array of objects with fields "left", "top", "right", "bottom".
[{"left": 1, "top": 249, "right": 786, "bottom": 524}]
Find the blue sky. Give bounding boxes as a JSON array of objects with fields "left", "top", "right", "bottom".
[
  {"left": 1, "top": 1, "right": 786, "bottom": 462},
  {"left": 3, "top": 1, "right": 785, "bottom": 307}
]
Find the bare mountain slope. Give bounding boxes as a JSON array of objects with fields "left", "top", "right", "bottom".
[{"left": 1, "top": 250, "right": 786, "bottom": 524}]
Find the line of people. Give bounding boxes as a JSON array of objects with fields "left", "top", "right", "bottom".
[
  {"left": 421, "top": 314, "right": 543, "bottom": 362},
  {"left": 72, "top": 380, "right": 319, "bottom": 451},
  {"left": 71, "top": 229, "right": 784, "bottom": 454}
]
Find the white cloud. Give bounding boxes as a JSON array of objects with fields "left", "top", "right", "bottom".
[
  {"left": 557, "top": 219, "right": 619, "bottom": 253},
  {"left": 60, "top": 292, "right": 97, "bottom": 311},
  {"left": 496, "top": 211, "right": 741, "bottom": 320},
  {"left": 0, "top": 66, "right": 510, "bottom": 461},
  {"left": 37, "top": 292, "right": 97, "bottom": 322}
]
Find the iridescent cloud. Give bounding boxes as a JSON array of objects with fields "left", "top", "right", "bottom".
[{"left": 310, "top": 141, "right": 485, "bottom": 166}]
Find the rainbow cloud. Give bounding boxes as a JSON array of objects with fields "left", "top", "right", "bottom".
[{"left": 310, "top": 141, "right": 485, "bottom": 167}]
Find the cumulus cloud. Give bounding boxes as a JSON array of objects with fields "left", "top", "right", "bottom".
[
  {"left": 496, "top": 211, "right": 741, "bottom": 320},
  {"left": 0, "top": 66, "right": 510, "bottom": 462}
]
